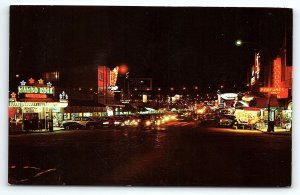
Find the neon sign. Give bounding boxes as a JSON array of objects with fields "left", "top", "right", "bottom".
[
  {"left": 107, "top": 85, "right": 119, "bottom": 91},
  {"left": 111, "top": 66, "right": 119, "bottom": 86},
  {"left": 25, "top": 94, "right": 48, "bottom": 99},
  {"left": 273, "top": 57, "right": 281, "bottom": 88},
  {"left": 18, "top": 86, "right": 54, "bottom": 94},
  {"left": 260, "top": 57, "right": 288, "bottom": 98},
  {"left": 259, "top": 87, "right": 285, "bottom": 94},
  {"left": 251, "top": 52, "right": 260, "bottom": 86}
]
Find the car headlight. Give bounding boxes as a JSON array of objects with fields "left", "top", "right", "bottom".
[{"left": 145, "top": 120, "right": 151, "bottom": 126}]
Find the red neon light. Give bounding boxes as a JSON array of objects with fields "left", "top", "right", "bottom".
[
  {"left": 273, "top": 57, "right": 281, "bottom": 88},
  {"left": 28, "top": 78, "right": 35, "bottom": 84},
  {"left": 259, "top": 87, "right": 286, "bottom": 94},
  {"left": 277, "top": 89, "right": 288, "bottom": 99},
  {"left": 25, "top": 94, "right": 48, "bottom": 99}
]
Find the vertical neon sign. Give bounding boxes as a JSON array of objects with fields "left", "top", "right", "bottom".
[{"left": 273, "top": 57, "right": 281, "bottom": 88}]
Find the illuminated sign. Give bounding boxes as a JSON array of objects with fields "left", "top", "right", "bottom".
[
  {"left": 273, "top": 57, "right": 281, "bottom": 88},
  {"left": 251, "top": 66, "right": 256, "bottom": 86},
  {"left": 9, "top": 101, "right": 68, "bottom": 108},
  {"left": 277, "top": 89, "right": 288, "bottom": 99},
  {"left": 28, "top": 78, "right": 35, "bottom": 84},
  {"left": 18, "top": 86, "right": 54, "bottom": 94},
  {"left": 107, "top": 85, "right": 119, "bottom": 91},
  {"left": 251, "top": 53, "right": 261, "bottom": 86},
  {"left": 142, "top": 95, "right": 147, "bottom": 103},
  {"left": 259, "top": 87, "right": 285, "bottom": 94},
  {"left": 110, "top": 66, "right": 119, "bottom": 86},
  {"left": 38, "top": 79, "right": 44, "bottom": 84},
  {"left": 25, "top": 94, "right": 48, "bottom": 99},
  {"left": 260, "top": 57, "right": 290, "bottom": 99},
  {"left": 220, "top": 93, "right": 237, "bottom": 100},
  {"left": 260, "top": 57, "right": 288, "bottom": 98},
  {"left": 242, "top": 96, "right": 254, "bottom": 102}
]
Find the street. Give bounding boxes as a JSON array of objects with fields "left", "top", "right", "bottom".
[{"left": 8, "top": 121, "right": 291, "bottom": 186}]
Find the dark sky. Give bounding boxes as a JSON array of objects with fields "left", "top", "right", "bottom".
[{"left": 9, "top": 6, "right": 292, "bottom": 91}]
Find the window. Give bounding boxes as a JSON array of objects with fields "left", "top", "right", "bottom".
[{"left": 99, "top": 72, "right": 104, "bottom": 81}]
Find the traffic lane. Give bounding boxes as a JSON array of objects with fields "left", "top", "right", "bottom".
[
  {"left": 9, "top": 127, "right": 169, "bottom": 185},
  {"left": 9, "top": 123, "right": 190, "bottom": 185},
  {"left": 147, "top": 125, "right": 291, "bottom": 186},
  {"left": 79, "top": 123, "right": 291, "bottom": 186},
  {"left": 96, "top": 124, "right": 291, "bottom": 186},
  {"left": 9, "top": 122, "right": 291, "bottom": 186}
]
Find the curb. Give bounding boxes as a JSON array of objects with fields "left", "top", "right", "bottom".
[
  {"left": 257, "top": 129, "right": 291, "bottom": 136},
  {"left": 9, "top": 128, "right": 64, "bottom": 135}
]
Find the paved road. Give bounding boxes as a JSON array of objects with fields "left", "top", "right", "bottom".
[{"left": 9, "top": 121, "right": 291, "bottom": 186}]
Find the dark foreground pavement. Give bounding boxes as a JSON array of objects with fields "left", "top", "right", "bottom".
[{"left": 8, "top": 122, "right": 291, "bottom": 186}]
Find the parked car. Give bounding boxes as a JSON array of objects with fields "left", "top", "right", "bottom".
[
  {"left": 61, "top": 121, "right": 85, "bottom": 130},
  {"left": 219, "top": 115, "right": 236, "bottom": 127},
  {"left": 73, "top": 117, "right": 101, "bottom": 129}
]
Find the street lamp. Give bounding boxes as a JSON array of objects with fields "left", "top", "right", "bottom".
[
  {"left": 235, "top": 39, "right": 242, "bottom": 46},
  {"left": 235, "top": 39, "right": 274, "bottom": 132}
]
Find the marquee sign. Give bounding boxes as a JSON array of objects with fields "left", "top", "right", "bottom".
[
  {"left": 16, "top": 79, "right": 55, "bottom": 101},
  {"left": 18, "top": 86, "right": 54, "bottom": 94},
  {"left": 9, "top": 101, "right": 68, "bottom": 108}
]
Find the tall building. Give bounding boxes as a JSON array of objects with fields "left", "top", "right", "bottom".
[{"left": 97, "top": 65, "right": 119, "bottom": 105}]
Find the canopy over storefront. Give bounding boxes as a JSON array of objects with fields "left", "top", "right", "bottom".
[
  {"left": 9, "top": 101, "right": 68, "bottom": 108},
  {"left": 64, "top": 100, "right": 105, "bottom": 113},
  {"left": 252, "top": 97, "right": 279, "bottom": 108}
]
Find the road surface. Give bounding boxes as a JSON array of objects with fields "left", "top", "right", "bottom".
[{"left": 9, "top": 121, "right": 291, "bottom": 186}]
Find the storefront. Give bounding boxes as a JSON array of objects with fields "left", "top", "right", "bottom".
[
  {"left": 8, "top": 78, "right": 68, "bottom": 132},
  {"left": 9, "top": 101, "right": 68, "bottom": 130},
  {"left": 63, "top": 104, "right": 106, "bottom": 120}
]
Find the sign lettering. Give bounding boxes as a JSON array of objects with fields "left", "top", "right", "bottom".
[{"left": 18, "top": 86, "right": 54, "bottom": 94}]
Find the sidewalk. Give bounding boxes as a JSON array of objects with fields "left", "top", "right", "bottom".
[
  {"left": 257, "top": 126, "right": 291, "bottom": 135},
  {"left": 9, "top": 126, "right": 64, "bottom": 135}
]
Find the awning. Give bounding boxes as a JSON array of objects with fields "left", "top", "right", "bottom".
[
  {"left": 254, "top": 97, "right": 279, "bottom": 108},
  {"left": 244, "top": 107, "right": 261, "bottom": 111},
  {"left": 9, "top": 101, "right": 68, "bottom": 108}
]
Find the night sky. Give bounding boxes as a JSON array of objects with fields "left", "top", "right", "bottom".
[{"left": 9, "top": 6, "right": 292, "bottom": 92}]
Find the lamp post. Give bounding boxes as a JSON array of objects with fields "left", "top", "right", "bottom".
[
  {"left": 126, "top": 72, "right": 130, "bottom": 100},
  {"left": 235, "top": 39, "right": 274, "bottom": 132}
]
